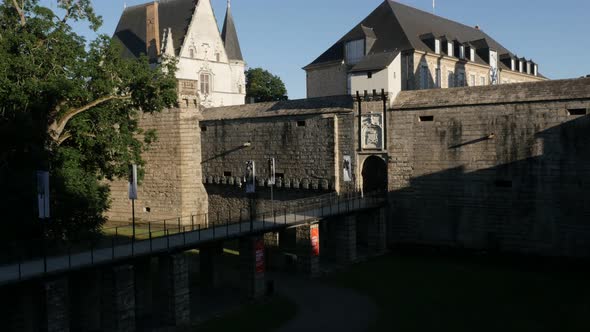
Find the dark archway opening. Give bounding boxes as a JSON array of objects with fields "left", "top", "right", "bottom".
[{"left": 362, "top": 156, "right": 387, "bottom": 195}]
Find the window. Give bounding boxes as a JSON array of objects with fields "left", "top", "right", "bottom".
[
  {"left": 420, "top": 65, "right": 429, "bottom": 89},
  {"left": 568, "top": 108, "right": 587, "bottom": 116},
  {"left": 457, "top": 72, "right": 465, "bottom": 87},
  {"left": 435, "top": 39, "right": 441, "bottom": 54},
  {"left": 367, "top": 71, "right": 373, "bottom": 79},
  {"left": 189, "top": 48, "right": 195, "bottom": 58},
  {"left": 447, "top": 70, "right": 454, "bottom": 88},
  {"left": 534, "top": 64, "right": 538, "bottom": 76},
  {"left": 345, "top": 39, "right": 365, "bottom": 64},
  {"left": 224, "top": 171, "right": 232, "bottom": 177},
  {"left": 480, "top": 76, "right": 486, "bottom": 86},
  {"left": 511, "top": 59, "right": 516, "bottom": 71},
  {"left": 419, "top": 116, "right": 434, "bottom": 122},
  {"left": 297, "top": 120, "right": 306, "bottom": 127},
  {"left": 459, "top": 45, "right": 465, "bottom": 59},
  {"left": 470, "top": 74, "right": 475, "bottom": 87},
  {"left": 200, "top": 73, "right": 211, "bottom": 94},
  {"left": 470, "top": 48, "right": 475, "bottom": 62},
  {"left": 519, "top": 61, "right": 524, "bottom": 73},
  {"left": 200, "top": 126, "right": 207, "bottom": 132},
  {"left": 435, "top": 68, "right": 441, "bottom": 88},
  {"left": 526, "top": 62, "right": 532, "bottom": 75},
  {"left": 447, "top": 42, "right": 454, "bottom": 57}
]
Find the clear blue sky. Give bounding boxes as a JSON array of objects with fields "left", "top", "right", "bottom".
[{"left": 45, "top": 0, "right": 590, "bottom": 99}]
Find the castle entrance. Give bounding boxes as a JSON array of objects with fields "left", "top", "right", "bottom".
[{"left": 361, "top": 155, "right": 387, "bottom": 194}]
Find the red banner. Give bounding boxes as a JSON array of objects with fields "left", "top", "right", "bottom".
[
  {"left": 255, "top": 239, "right": 265, "bottom": 273},
  {"left": 311, "top": 226, "right": 320, "bottom": 257}
]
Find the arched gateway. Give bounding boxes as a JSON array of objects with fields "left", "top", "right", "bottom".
[{"left": 361, "top": 156, "right": 387, "bottom": 194}]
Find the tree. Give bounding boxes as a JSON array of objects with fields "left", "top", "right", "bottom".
[
  {"left": 0, "top": 0, "right": 178, "bottom": 245},
  {"left": 245, "top": 68, "right": 287, "bottom": 102}
]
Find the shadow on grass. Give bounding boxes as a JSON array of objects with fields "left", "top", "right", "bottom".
[
  {"left": 326, "top": 249, "right": 590, "bottom": 332},
  {"left": 182, "top": 295, "right": 297, "bottom": 332}
]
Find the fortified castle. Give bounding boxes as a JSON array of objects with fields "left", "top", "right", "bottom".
[{"left": 109, "top": 0, "right": 590, "bottom": 257}]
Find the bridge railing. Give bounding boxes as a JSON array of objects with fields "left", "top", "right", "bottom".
[{"left": 0, "top": 191, "right": 386, "bottom": 283}]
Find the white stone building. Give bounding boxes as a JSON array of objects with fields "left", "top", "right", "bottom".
[
  {"left": 114, "top": 0, "right": 246, "bottom": 108},
  {"left": 304, "top": 1, "right": 546, "bottom": 101}
]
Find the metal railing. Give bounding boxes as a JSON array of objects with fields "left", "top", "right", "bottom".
[{"left": 0, "top": 191, "right": 385, "bottom": 285}]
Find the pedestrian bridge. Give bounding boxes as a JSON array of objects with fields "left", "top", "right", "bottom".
[{"left": 0, "top": 192, "right": 384, "bottom": 286}]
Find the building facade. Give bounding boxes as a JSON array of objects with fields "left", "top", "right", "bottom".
[
  {"left": 304, "top": 0, "right": 546, "bottom": 101},
  {"left": 114, "top": 0, "right": 246, "bottom": 108}
]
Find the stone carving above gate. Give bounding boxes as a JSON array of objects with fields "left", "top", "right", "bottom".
[{"left": 361, "top": 113, "right": 384, "bottom": 150}]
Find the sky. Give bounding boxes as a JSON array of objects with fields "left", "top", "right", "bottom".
[{"left": 42, "top": 0, "right": 590, "bottom": 99}]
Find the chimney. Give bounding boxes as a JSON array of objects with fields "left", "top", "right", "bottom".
[
  {"left": 475, "top": 25, "right": 480, "bottom": 30},
  {"left": 146, "top": 2, "right": 161, "bottom": 61}
]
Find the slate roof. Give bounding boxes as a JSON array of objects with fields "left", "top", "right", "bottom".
[
  {"left": 113, "top": 0, "right": 197, "bottom": 58},
  {"left": 201, "top": 96, "right": 354, "bottom": 121},
  {"left": 391, "top": 78, "right": 590, "bottom": 110},
  {"left": 350, "top": 51, "right": 400, "bottom": 73},
  {"left": 221, "top": 4, "right": 243, "bottom": 61},
  {"left": 304, "top": 0, "right": 525, "bottom": 71}
]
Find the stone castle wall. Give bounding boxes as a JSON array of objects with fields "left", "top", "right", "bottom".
[
  {"left": 200, "top": 110, "right": 356, "bottom": 220},
  {"left": 107, "top": 107, "right": 208, "bottom": 224},
  {"left": 388, "top": 81, "right": 590, "bottom": 256}
]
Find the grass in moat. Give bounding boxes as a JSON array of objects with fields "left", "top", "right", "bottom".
[
  {"left": 326, "top": 250, "right": 590, "bottom": 332},
  {"left": 185, "top": 295, "right": 297, "bottom": 332}
]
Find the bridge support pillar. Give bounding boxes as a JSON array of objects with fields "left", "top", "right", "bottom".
[
  {"left": 334, "top": 215, "right": 357, "bottom": 263},
  {"left": 368, "top": 207, "right": 387, "bottom": 255},
  {"left": 159, "top": 253, "right": 190, "bottom": 327},
  {"left": 264, "top": 232, "right": 280, "bottom": 270},
  {"left": 45, "top": 278, "right": 70, "bottom": 332},
  {"left": 296, "top": 223, "right": 320, "bottom": 277},
  {"left": 240, "top": 236, "right": 266, "bottom": 298},
  {"left": 134, "top": 258, "right": 154, "bottom": 327},
  {"left": 71, "top": 270, "right": 101, "bottom": 332},
  {"left": 101, "top": 265, "right": 136, "bottom": 332},
  {"left": 200, "top": 243, "right": 224, "bottom": 289}
]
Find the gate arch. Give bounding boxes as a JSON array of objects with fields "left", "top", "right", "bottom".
[{"left": 361, "top": 155, "right": 387, "bottom": 194}]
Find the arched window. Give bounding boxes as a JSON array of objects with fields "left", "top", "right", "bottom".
[{"left": 189, "top": 48, "right": 195, "bottom": 58}]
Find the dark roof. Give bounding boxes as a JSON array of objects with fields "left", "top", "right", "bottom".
[
  {"left": 392, "top": 78, "right": 590, "bottom": 110},
  {"left": 113, "top": 0, "right": 196, "bottom": 58},
  {"left": 304, "top": 0, "right": 520, "bottom": 69},
  {"left": 221, "top": 4, "right": 243, "bottom": 61},
  {"left": 201, "top": 96, "right": 354, "bottom": 121},
  {"left": 350, "top": 51, "right": 399, "bottom": 73}
]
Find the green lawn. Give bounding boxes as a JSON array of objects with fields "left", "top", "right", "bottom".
[
  {"left": 327, "top": 252, "right": 590, "bottom": 332},
  {"left": 187, "top": 295, "right": 297, "bottom": 332}
]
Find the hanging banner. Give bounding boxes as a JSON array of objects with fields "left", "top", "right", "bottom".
[
  {"left": 245, "top": 160, "right": 256, "bottom": 193},
  {"left": 37, "top": 171, "right": 50, "bottom": 219},
  {"left": 489, "top": 50, "right": 499, "bottom": 85},
  {"left": 311, "top": 225, "right": 320, "bottom": 257},
  {"left": 343, "top": 155, "right": 352, "bottom": 182},
  {"left": 255, "top": 239, "right": 265, "bottom": 273},
  {"left": 128, "top": 164, "right": 138, "bottom": 200},
  {"left": 268, "top": 158, "right": 276, "bottom": 185}
]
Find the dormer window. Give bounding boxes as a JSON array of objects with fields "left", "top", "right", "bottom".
[
  {"left": 435, "top": 39, "right": 441, "bottom": 54},
  {"left": 519, "top": 60, "right": 524, "bottom": 73},
  {"left": 345, "top": 39, "right": 365, "bottom": 65},
  {"left": 526, "top": 62, "right": 532, "bottom": 75},
  {"left": 459, "top": 45, "right": 465, "bottom": 59},
  {"left": 534, "top": 64, "right": 538, "bottom": 76},
  {"left": 470, "top": 48, "right": 475, "bottom": 62},
  {"left": 447, "top": 42, "right": 454, "bottom": 57},
  {"left": 511, "top": 59, "right": 516, "bottom": 71}
]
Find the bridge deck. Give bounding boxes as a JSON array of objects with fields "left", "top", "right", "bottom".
[{"left": 0, "top": 194, "right": 383, "bottom": 286}]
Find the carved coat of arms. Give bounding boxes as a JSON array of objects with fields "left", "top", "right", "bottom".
[{"left": 361, "top": 114, "right": 383, "bottom": 150}]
